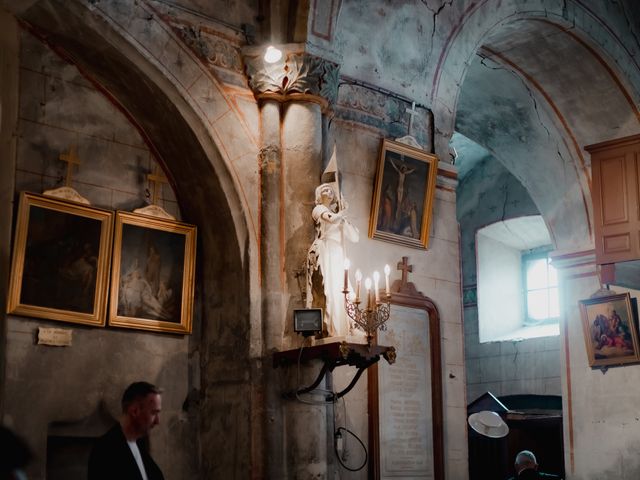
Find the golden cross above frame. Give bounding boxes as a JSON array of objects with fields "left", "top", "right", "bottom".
[
  {"left": 58, "top": 145, "right": 81, "bottom": 187},
  {"left": 147, "top": 168, "right": 169, "bottom": 205}
]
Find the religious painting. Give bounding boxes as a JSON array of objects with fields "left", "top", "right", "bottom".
[
  {"left": 369, "top": 139, "right": 438, "bottom": 249},
  {"left": 109, "top": 211, "right": 196, "bottom": 334},
  {"left": 579, "top": 292, "right": 640, "bottom": 367},
  {"left": 7, "top": 192, "right": 113, "bottom": 326},
  {"left": 368, "top": 292, "right": 444, "bottom": 479}
]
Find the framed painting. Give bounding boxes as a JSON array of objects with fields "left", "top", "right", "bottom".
[
  {"left": 369, "top": 139, "right": 438, "bottom": 249},
  {"left": 109, "top": 211, "right": 196, "bottom": 334},
  {"left": 7, "top": 192, "right": 113, "bottom": 326},
  {"left": 579, "top": 292, "right": 640, "bottom": 367}
]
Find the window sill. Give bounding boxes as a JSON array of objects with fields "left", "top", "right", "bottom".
[{"left": 489, "top": 323, "right": 560, "bottom": 342}]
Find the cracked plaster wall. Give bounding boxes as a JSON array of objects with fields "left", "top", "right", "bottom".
[
  {"left": 456, "top": 54, "right": 589, "bottom": 250},
  {"left": 334, "top": 0, "right": 640, "bottom": 159}
]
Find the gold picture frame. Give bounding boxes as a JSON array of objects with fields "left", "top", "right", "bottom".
[
  {"left": 579, "top": 292, "right": 640, "bottom": 367},
  {"left": 369, "top": 138, "right": 438, "bottom": 249},
  {"left": 109, "top": 211, "right": 196, "bottom": 334},
  {"left": 7, "top": 192, "right": 114, "bottom": 326}
]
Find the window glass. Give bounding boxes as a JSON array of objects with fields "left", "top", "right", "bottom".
[
  {"left": 525, "top": 255, "right": 559, "bottom": 323},
  {"left": 526, "top": 258, "right": 548, "bottom": 290}
]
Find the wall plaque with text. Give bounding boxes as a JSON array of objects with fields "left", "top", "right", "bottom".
[{"left": 378, "top": 305, "right": 433, "bottom": 478}]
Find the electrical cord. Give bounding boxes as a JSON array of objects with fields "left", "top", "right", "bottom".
[
  {"left": 334, "top": 427, "right": 367, "bottom": 472},
  {"left": 331, "top": 395, "right": 367, "bottom": 472}
]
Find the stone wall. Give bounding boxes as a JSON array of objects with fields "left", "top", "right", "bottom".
[
  {"left": 2, "top": 30, "right": 197, "bottom": 479},
  {"left": 0, "top": 9, "right": 20, "bottom": 418}
]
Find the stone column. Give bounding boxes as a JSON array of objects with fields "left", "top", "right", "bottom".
[
  {"left": 0, "top": 11, "right": 19, "bottom": 416},
  {"left": 244, "top": 45, "right": 340, "bottom": 478}
]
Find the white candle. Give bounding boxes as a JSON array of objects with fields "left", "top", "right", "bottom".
[
  {"left": 343, "top": 258, "right": 350, "bottom": 292},
  {"left": 384, "top": 264, "right": 391, "bottom": 295},
  {"left": 373, "top": 271, "right": 380, "bottom": 303},
  {"left": 365, "top": 277, "right": 372, "bottom": 310},
  {"left": 355, "top": 269, "right": 362, "bottom": 303}
]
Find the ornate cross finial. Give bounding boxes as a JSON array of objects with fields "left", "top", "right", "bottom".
[
  {"left": 405, "top": 101, "right": 418, "bottom": 136},
  {"left": 397, "top": 256, "right": 413, "bottom": 287},
  {"left": 59, "top": 145, "right": 81, "bottom": 187},
  {"left": 147, "top": 167, "right": 168, "bottom": 205}
]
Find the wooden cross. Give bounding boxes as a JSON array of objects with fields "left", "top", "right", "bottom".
[
  {"left": 59, "top": 145, "right": 81, "bottom": 186},
  {"left": 397, "top": 256, "right": 413, "bottom": 288},
  {"left": 405, "top": 101, "right": 419, "bottom": 136},
  {"left": 147, "top": 167, "right": 169, "bottom": 205}
]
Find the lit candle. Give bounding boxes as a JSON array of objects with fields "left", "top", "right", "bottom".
[
  {"left": 355, "top": 269, "right": 362, "bottom": 303},
  {"left": 373, "top": 271, "right": 380, "bottom": 303},
  {"left": 384, "top": 264, "right": 391, "bottom": 296},
  {"left": 365, "top": 277, "right": 372, "bottom": 310},
  {"left": 343, "top": 258, "right": 350, "bottom": 292}
]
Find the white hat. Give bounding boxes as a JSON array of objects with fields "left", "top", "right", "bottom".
[{"left": 467, "top": 410, "right": 509, "bottom": 438}]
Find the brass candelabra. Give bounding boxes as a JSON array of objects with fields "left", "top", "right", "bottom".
[{"left": 342, "top": 262, "right": 392, "bottom": 347}]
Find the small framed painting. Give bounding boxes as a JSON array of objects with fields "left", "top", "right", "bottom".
[
  {"left": 7, "top": 192, "right": 113, "bottom": 326},
  {"left": 369, "top": 139, "right": 438, "bottom": 249},
  {"left": 109, "top": 211, "right": 196, "bottom": 334},
  {"left": 579, "top": 292, "right": 640, "bottom": 367}
]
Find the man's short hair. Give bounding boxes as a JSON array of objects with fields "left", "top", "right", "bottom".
[
  {"left": 515, "top": 450, "right": 537, "bottom": 469},
  {"left": 121, "top": 381, "right": 162, "bottom": 412}
]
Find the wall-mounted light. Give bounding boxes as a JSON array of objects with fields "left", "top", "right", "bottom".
[{"left": 264, "top": 45, "right": 283, "bottom": 63}]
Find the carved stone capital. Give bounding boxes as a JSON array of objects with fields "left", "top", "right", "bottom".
[{"left": 243, "top": 45, "right": 340, "bottom": 111}]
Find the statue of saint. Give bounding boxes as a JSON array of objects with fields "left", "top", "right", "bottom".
[{"left": 306, "top": 183, "right": 359, "bottom": 337}]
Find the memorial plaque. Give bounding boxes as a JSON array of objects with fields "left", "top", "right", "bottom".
[
  {"left": 37, "top": 327, "right": 73, "bottom": 346},
  {"left": 378, "top": 304, "right": 433, "bottom": 478}
]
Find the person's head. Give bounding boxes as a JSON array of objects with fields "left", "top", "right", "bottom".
[
  {"left": 514, "top": 450, "right": 538, "bottom": 474},
  {"left": 121, "top": 381, "right": 162, "bottom": 439},
  {"left": 315, "top": 183, "right": 335, "bottom": 205}
]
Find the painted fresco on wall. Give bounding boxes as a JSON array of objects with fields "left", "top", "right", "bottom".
[
  {"left": 579, "top": 292, "right": 640, "bottom": 367},
  {"left": 369, "top": 139, "right": 438, "bottom": 249},
  {"left": 109, "top": 211, "right": 196, "bottom": 334},
  {"left": 7, "top": 192, "right": 113, "bottom": 326}
]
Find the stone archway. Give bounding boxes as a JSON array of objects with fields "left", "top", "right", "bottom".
[
  {"left": 3, "top": 1, "right": 261, "bottom": 478},
  {"left": 433, "top": 2, "right": 640, "bottom": 478},
  {"left": 430, "top": 0, "right": 640, "bottom": 251}
]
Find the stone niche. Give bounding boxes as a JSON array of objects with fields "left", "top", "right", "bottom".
[{"left": 46, "top": 405, "right": 115, "bottom": 480}]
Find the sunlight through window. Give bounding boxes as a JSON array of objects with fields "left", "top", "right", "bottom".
[{"left": 524, "top": 255, "right": 559, "bottom": 324}]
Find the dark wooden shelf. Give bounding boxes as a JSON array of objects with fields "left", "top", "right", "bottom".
[{"left": 273, "top": 341, "right": 395, "bottom": 399}]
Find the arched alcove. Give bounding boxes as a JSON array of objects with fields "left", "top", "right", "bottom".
[{"left": 2, "top": 1, "right": 258, "bottom": 478}]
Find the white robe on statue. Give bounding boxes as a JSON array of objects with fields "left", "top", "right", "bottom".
[{"left": 309, "top": 203, "right": 359, "bottom": 337}]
